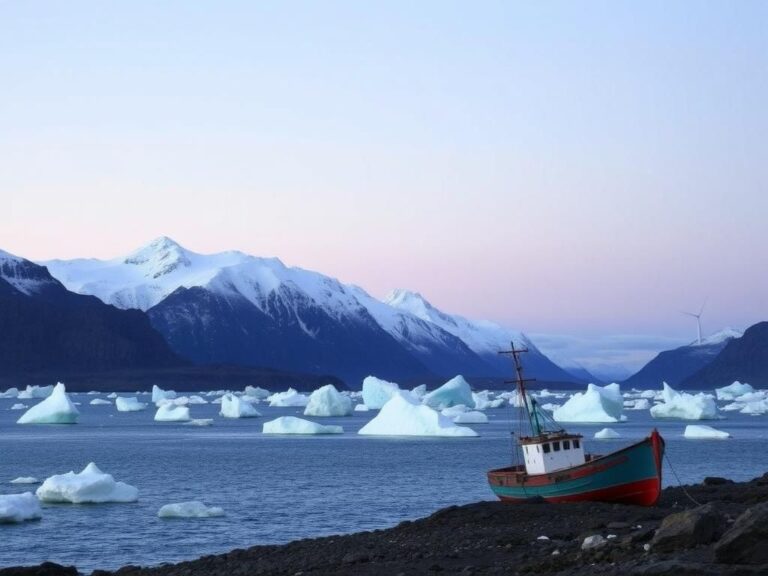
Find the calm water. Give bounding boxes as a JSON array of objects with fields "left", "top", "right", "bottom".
[{"left": 1, "top": 393, "right": 766, "bottom": 572}]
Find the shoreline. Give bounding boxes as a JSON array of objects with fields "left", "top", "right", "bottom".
[{"left": 3, "top": 473, "right": 768, "bottom": 576}]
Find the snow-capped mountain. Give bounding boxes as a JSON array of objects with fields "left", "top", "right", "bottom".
[
  {"left": 623, "top": 327, "right": 743, "bottom": 389},
  {"left": 682, "top": 323, "right": 766, "bottom": 387},
  {"left": 43, "top": 237, "right": 582, "bottom": 385}
]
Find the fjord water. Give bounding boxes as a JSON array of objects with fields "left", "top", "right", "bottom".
[{"left": 1, "top": 395, "right": 766, "bottom": 572}]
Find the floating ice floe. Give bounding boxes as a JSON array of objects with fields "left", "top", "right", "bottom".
[
  {"left": 107, "top": 392, "right": 118, "bottom": 399},
  {"left": 17, "top": 385, "right": 54, "bottom": 400},
  {"left": 36, "top": 463, "right": 138, "bottom": 503},
  {"left": 89, "top": 398, "right": 112, "bottom": 406},
  {"left": 243, "top": 386, "right": 271, "bottom": 400},
  {"left": 10, "top": 477, "right": 39, "bottom": 484},
  {"left": 185, "top": 419, "right": 214, "bottom": 426},
  {"left": 552, "top": 384, "right": 625, "bottom": 423},
  {"left": 220, "top": 393, "right": 261, "bottom": 418},
  {"left": 452, "top": 411, "right": 489, "bottom": 424},
  {"left": 17, "top": 383, "right": 79, "bottom": 425},
  {"left": 154, "top": 404, "right": 191, "bottom": 422},
  {"left": 267, "top": 388, "right": 310, "bottom": 407},
  {"left": 0, "top": 387, "right": 19, "bottom": 399},
  {"left": 115, "top": 397, "right": 148, "bottom": 412},
  {"left": 739, "top": 399, "right": 768, "bottom": 415},
  {"left": 594, "top": 428, "right": 621, "bottom": 439},
  {"left": 158, "top": 501, "right": 225, "bottom": 518},
  {"left": 423, "top": 375, "right": 475, "bottom": 410},
  {"left": 359, "top": 391, "right": 478, "bottom": 437},
  {"left": 303, "top": 384, "right": 353, "bottom": 417},
  {"left": 650, "top": 383, "right": 718, "bottom": 420},
  {"left": 361, "top": 376, "right": 400, "bottom": 409},
  {"left": 715, "top": 381, "right": 754, "bottom": 401},
  {"left": 151, "top": 385, "right": 176, "bottom": 405},
  {"left": 10, "top": 403, "right": 27, "bottom": 411},
  {"left": 262, "top": 416, "right": 343, "bottom": 435},
  {"left": 354, "top": 404, "right": 370, "bottom": 412},
  {"left": 684, "top": 425, "right": 730, "bottom": 439},
  {"left": 0, "top": 492, "right": 42, "bottom": 523}
]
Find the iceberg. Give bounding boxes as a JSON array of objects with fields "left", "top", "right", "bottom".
[
  {"left": 410, "top": 384, "right": 427, "bottom": 400},
  {"left": 89, "top": 398, "right": 112, "bottom": 406},
  {"left": 304, "top": 384, "right": 353, "bottom": 417},
  {"left": 17, "top": 385, "right": 54, "bottom": 399},
  {"left": 244, "top": 386, "right": 271, "bottom": 400},
  {"left": 650, "top": 383, "right": 718, "bottom": 420},
  {"left": 552, "top": 384, "right": 625, "bottom": 423},
  {"left": 36, "top": 463, "right": 138, "bottom": 503},
  {"left": 684, "top": 424, "right": 730, "bottom": 439},
  {"left": 10, "top": 403, "right": 27, "bottom": 410},
  {"left": 594, "top": 428, "right": 621, "bottom": 439},
  {"left": 17, "top": 383, "right": 79, "bottom": 424},
  {"left": 262, "top": 416, "right": 343, "bottom": 435},
  {"left": 116, "top": 397, "right": 148, "bottom": 412},
  {"left": 107, "top": 392, "right": 118, "bottom": 399},
  {"left": 452, "top": 411, "right": 489, "bottom": 424},
  {"left": 361, "top": 376, "right": 400, "bottom": 409},
  {"left": 151, "top": 385, "right": 176, "bottom": 405},
  {"left": 185, "top": 418, "right": 214, "bottom": 426},
  {"left": 440, "top": 405, "right": 469, "bottom": 419},
  {"left": 740, "top": 399, "right": 768, "bottom": 415},
  {"left": 158, "top": 501, "right": 225, "bottom": 518},
  {"left": 0, "top": 387, "right": 19, "bottom": 399},
  {"left": 354, "top": 403, "right": 370, "bottom": 412},
  {"left": 0, "top": 492, "right": 42, "bottom": 523},
  {"left": 626, "top": 398, "right": 651, "bottom": 411},
  {"left": 358, "top": 391, "right": 478, "bottom": 437},
  {"left": 154, "top": 404, "right": 191, "bottom": 422},
  {"left": 423, "top": 375, "right": 475, "bottom": 409},
  {"left": 715, "top": 381, "right": 754, "bottom": 401},
  {"left": 472, "top": 391, "right": 505, "bottom": 410},
  {"left": 220, "top": 393, "right": 261, "bottom": 418},
  {"left": 10, "top": 477, "right": 39, "bottom": 484},
  {"left": 267, "top": 388, "right": 310, "bottom": 407}
]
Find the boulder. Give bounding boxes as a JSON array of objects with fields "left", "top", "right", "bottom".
[
  {"left": 714, "top": 501, "right": 768, "bottom": 565},
  {"left": 651, "top": 504, "right": 725, "bottom": 552}
]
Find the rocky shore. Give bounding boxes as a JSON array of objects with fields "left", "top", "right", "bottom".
[{"left": 3, "top": 473, "right": 768, "bottom": 576}]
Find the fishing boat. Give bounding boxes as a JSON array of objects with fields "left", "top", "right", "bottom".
[{"left": 487, "top": 346, "right": 665, "bottom": 506}]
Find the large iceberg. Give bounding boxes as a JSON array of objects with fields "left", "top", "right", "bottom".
[
  {"left": 423, "top": 375, "right": 475, "bottom": 409},
  {"left": 36, "top": 463, "right": 138, "bottom": 503},
  {"left": 262, "top": 416, "right": 343, "bottom": 435},
  {"left": 154, "top": 404, "right": 191, "bottom": 422},
  {"left": 0, "top": 492, "right": 42, "bottom": 523},
  {"left": 115, "top": 397, "right": 148, "bottom": 412},
  {"left": 17, "top": 383, "right": 79, "bottom": 424},
  {"left": 158, "top": 501, "right": 224, "bottom": 518},
  {"left": 359, "top": 391, "right": 478, "bottom": 437},
  {"left": 220, "top": 393, "right": 261, "bottom": 418},
  {"left": 684, "top": 424, "right": 730, "bottom": 439},
  {"left": 267, "top": 388, "right": 310, "bottom": 407},
  {"left": 552, "top": 384, "right": 625, "bottom": 423},
  {"left": 715, "top": 381, "right": 754, "bottom": 401},
  {"left": 304, "top": 384, "right": 353, "bottom": 417},
  {"left": 361, "top": 376, "right": 400, "bottom": 409},
  {"left": 650, "top": 383, "right": 718, "bottom": 420},
  {"left": 151, "top": 385, "right": 177, "bottom": 405}
]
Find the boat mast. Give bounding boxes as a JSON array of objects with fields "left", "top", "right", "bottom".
[{"left": 499, "top": 344, "right": 542, "bottom": 437}]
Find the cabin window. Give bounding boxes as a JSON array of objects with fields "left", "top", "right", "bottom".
[
  {"left": 543, "top": 443, "right": 551, "bottom": 454},
  {"left": 553, "top": 441, "right": 561, "bottom": 452},
  {"left": 536, "top": 445, "right": 541, "bottom": 453},
  {"left": 563, "top": 440, "right": 570, "bottom": 450},
  {"left": 574, "top": 439, "right": 580, "bottom": 449}
]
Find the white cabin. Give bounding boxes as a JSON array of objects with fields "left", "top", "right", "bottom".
[{"left": 522, "top": 434, "right": 585, "bottom": 475}]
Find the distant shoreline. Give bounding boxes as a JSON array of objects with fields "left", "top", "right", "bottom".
[{"left": 8, "top": 472, "right": 768, "bottom": 576}]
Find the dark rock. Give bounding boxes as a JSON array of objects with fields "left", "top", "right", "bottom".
[
  {"left": 703, "top": 477, "right": 734, "bottom": 486},
  {"left": 608, "top": 521, "right": 632, "bottom": 530},
  {"left": 0, "top": 563, "right": 78, "bottom": 576},
  {"left": 340, "top": 551, "right": 369, "bottom": 565},
  {"left": 650, "top": 504, "right": 725, "bottom": 551},
  {"left": 714, "top": 501, "right": 768, "bottom": 564}
]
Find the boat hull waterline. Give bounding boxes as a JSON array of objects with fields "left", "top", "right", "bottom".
[{"left": 487, "top": 429, "right": 665, "bottom": 506}]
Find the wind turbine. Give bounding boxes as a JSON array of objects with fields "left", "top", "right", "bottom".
[{"left": 682, "top": 300, "right": 707, "bottom": 345}]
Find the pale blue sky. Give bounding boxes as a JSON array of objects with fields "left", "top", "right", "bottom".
[{"left": 1, "top": 1, "right": 766, "bottom": 366}]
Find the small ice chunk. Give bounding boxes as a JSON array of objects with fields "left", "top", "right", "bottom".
[
  {"left": 36, "top": 463, "right": 138, "bottom": 503},
  {"left": 9, "top": 477, "right": 39, "bottom": 485},
  {"left": 89, "top": 398, "right": 112, "bottom": 406},
  {"left": 158, "top": 501, "right": 224, "bottom": 518},
  {"left": 220, "top": 394, "right": 261, "bottom": 418},
  {"left": 154, "top": 404, "right": 191, "bottom": 422},
  {"left": 359, "top": 391, "right": 478, "bottom": 437},
  {"left": 267, "top": 388, "right": 310, "bottom": 407},
  {"left": 10, "top": 403, "right": 27, "bottom": 410},
  {"left": 116, "top": 397, "right": 148, "bottom": 412},
  {"left": 582, "top": 535, "right": 607, "bottom": 550},
  {"left": 594, "top": 428, "right": 621, "bottom": 439},
  {"left": 627, "top": 398, "right": 651, "bottom": 411},
  {"left": 17, "top": 383, "right": 79, "bottom": 425},
  {"left": 107, "top": 392, "right": 118, "bottom": 399},
  {"left": 423, "top": 375, "right": 476, "bottom": 409},
  {"left": 262, "top": 416, "right": 343, "bottom": 435},
  {"left": 304, "top": 384, "right": 353, "bottom": 417},
  {"left": 185, "top": 419, "right": 214, "bottom": 426},
  {"left": 650, "top": 383, "right": 718, "bottom": 420},
  {"left": 361, "top": 376, "right": 400, "bottom": 409},
  {"left": 684, "top": 425, "right": 730, "bottom": 439},
  {"left": 452, "top": 411, "right": 488, "bottom": 424},
  {"left": 0, "top": 492, "right": 42, "bottom": 523},
  {"left": 553, "top": 384, "right": 625, "bottom": 423},
  {"left": 354, "top": 404, "right": 370, "bottom": 412}
]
